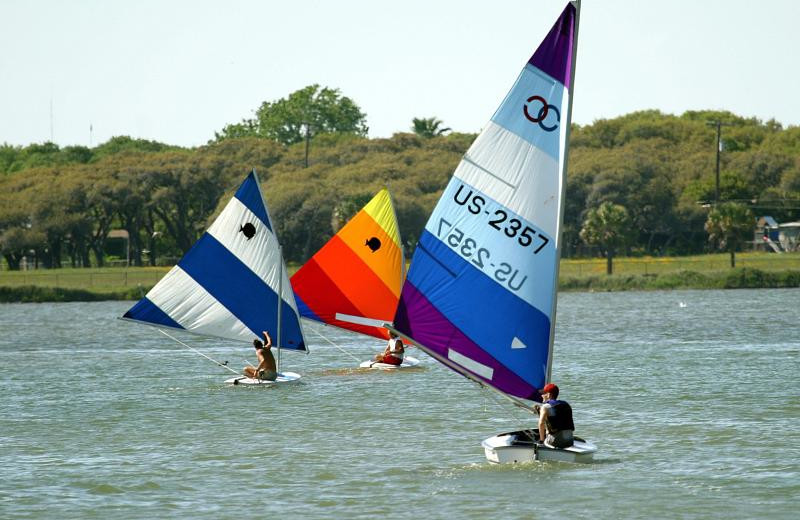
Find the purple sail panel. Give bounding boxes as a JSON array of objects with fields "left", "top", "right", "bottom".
[
  {"left": 528, "top": 2, "right": 576, "bottom": 89},
  {"left": 396, "top": 282, "right": 541, "bottom": 401}
]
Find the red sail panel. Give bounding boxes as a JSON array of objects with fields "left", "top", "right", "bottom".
[{"left": 292, "top": 236, "right": 397, "bottom": 339}]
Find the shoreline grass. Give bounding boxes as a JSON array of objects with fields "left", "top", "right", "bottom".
[
  {"left": 559, "top": 267, "right": 800, "bottom": 292},
  {"left": 1, "top": 253, "right": 798, "bottom": 303}
]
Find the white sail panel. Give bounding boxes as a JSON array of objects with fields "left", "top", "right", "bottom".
[
  {"left": 145, "top": 266, "right": 253, "bottom": 341},
  {"left": 207, "top": 196, "right": 296, "bottom": 309},
  {"left": 454, "top": 120, "right": 562, "bottom": 240}
]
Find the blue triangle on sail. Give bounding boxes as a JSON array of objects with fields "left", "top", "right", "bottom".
[
  {"left": 235, "top": 170, "right": 272, "bottom": 232},
  {"left": 124, "top": 297, "right": 184, "bottom": 330},
  {"left": 178, "top": 234, "right": 305, "bottom": 350}
]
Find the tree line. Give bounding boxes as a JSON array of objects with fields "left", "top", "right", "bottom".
[{"left": 1, "top": 85, "right": 798, "bottom": 271}]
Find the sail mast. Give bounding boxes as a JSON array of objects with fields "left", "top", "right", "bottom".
[
  {"left": 545, "top": 0, "right": 581, "bottom": 384},
  {"left": 277, "top": 245, "right": 283, "bottom": 371}
]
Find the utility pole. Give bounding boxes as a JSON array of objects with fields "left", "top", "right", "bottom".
[
  {"left": 304, "top": 122, "right": 311, "bottom": 168},
  {"left": 707, "top": 120, "right": 732, "bottom": 205},
  {"left": 50, "top": 96, "right": 54, "bottom": 142}
]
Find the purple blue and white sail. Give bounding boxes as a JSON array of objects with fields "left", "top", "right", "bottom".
[
  {"left": 394, "top": 2, "right": 578, "bottom": 402},
  {"left": 122, "top": 170, "right": 307, "bottom": 351}
]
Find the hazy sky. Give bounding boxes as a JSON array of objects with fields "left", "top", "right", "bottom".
[{"left": 1, "top": 0, "right": 798, "bottom": 148}]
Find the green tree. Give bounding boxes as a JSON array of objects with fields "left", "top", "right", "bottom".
[
  {"left": 215, "top": 85, "right": 368, "bottom": 147},
  {"left": 144, "top": 152, "right": 230, "bottom": 254},
  {"left": 411, "top": 117, "right": 451, "bottom": 138},
  {"left": 0, "top": 143, "right": 20, "bottom": 175},
  {"left": 579, "top": 202, "right": 632, "bottom": 274},
  {"left": 91, "top": 136, "right": 176, "bottom": 161},
  {"left": 780, "top": 158, "right": 800, "bottom": 193},
  {"left": 0, "top": 175, "right": 39, "bottom": 269},
  {"left": 704, "top": 202, "right": 754, "bottom": 268}
]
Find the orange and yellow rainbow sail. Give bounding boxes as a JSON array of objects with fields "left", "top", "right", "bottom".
[{"left": 291, "top": 189, "right": 404, "bottom": 339}]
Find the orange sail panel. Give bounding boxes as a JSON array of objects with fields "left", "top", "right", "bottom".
[{"left": 291, "top": 189, "right": 404, "bottom": 339}]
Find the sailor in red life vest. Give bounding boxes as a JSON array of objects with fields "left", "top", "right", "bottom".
[
  {"left": 537, "top": 383, "right": 575, "bottom": 448},
  {"left": 373, "top": 331, "right": 405, "bottom": 366}
]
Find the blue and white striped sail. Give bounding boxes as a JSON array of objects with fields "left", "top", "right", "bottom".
[
  {"left": 394, "top": 2, "right": 578, "bottom": 402},
  {"left": 123, "top": 170, "right": 307, "bottom": 351}
]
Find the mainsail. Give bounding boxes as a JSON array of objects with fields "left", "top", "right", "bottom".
[
  {"left": 122, "top": 170, "right": 307, "bottom": 351},
  {"left": 291, "top": 189, "right": 405, "bottom": 339},
  {"left": 393, "top": 2, "right": 578, "bottom": 404}
]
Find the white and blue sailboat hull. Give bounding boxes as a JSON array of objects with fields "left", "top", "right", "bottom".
[
  {"left": 225, "top": 371, "right": 302, "bottom": 385},
  {"left": 482, "top": 430, "right": 597, "bottom": 464}
]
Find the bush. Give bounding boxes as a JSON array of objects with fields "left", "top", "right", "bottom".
[
  {"left": 557, "top": 268, "right": 800, "bottom": 291},
  {"left": 774, "top": 270, "right": 800, "bottom": 287},
  {"left": 721, "top": 267, "right": 773, "bottom": 289},
  {"left": 0, "top": 285, "right": 143, "bottom": 303},
  {"left": 649, "top": 270, "right": 712, "bottom": 289}
]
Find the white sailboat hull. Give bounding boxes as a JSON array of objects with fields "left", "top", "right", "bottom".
[
  {"left": 482, "top": 430, "right": 597, "bottom": 464},
  {"left": 225, "top": 371, "right": 302, "bottom": 385},
  {"left": 359, "top": 356, "right": 420, "bottom": 370}
]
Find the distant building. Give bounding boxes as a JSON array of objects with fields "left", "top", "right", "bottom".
[
  {"left": 778, "top": 222, "right": 800, "bottom": 252},
  {"left": 754, "top": 216, "right": 780, "bottom": 252},
  {"left": 754, "top": 217, "right": 800, "bottom": 252}
]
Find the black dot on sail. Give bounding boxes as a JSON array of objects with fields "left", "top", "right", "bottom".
[
  {"left": 240, "top": 222, "right": 257, "bottom": 240},
  {"left": 365, "top": 237, "right": 381, "bottom": 253}
]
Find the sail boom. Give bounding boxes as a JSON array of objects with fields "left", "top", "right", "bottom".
[{"left": 335, "top": 313, "right": 392, "bottom": 328}]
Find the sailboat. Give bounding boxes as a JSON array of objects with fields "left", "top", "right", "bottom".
[
  {"left": 291, "top": 188, "right": 419, "bottom": 369},
  {"left": 389, "top": 1, "right": 596, "bottom": 462},
  {"left": 121, "top": 170, "right": 307, "bottom": 385}
]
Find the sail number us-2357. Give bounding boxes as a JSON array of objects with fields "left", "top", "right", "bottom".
[
  {"left": 437, "top": 218, "right": 528, "bottom": 292},
  {"left": 453, "top": 184, "right": 550, "bottom": 254}
]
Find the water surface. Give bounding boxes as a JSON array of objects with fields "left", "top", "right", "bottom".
[{"left": 1, "top": 289, "right": 798, "bottom": 519}]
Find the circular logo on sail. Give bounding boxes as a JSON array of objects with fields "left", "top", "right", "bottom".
[
  {"left": 365, "top": 236, "right": 382, "bottom": 253},
  {"left": 523, "top": 95, "right": 560, "bottom": 132}
]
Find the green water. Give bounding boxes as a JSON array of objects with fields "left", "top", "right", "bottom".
[{"left": 1, "top": 289, "right": 798, "bottom": 519}]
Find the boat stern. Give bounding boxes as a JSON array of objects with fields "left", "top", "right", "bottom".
[{"left": 482, "top": 431, "right": 597, "bottom": 464}]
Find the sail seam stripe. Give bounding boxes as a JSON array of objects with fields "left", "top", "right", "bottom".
[
  {"left": 461, "top": 154, "right": 516, "bottom": 190},
  {"left": 415, "top": 241, "right": 458, "bottom": 278}
]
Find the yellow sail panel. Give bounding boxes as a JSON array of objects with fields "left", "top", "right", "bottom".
[
  {"left": 362, "top": 189, "right": 402, "bottom": 250},
  {"left": 336, "top": 205, "right": 403, "bottom": 298},
  {"left": 291, "top": 189, "right": 405, "bottom": 340}
]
